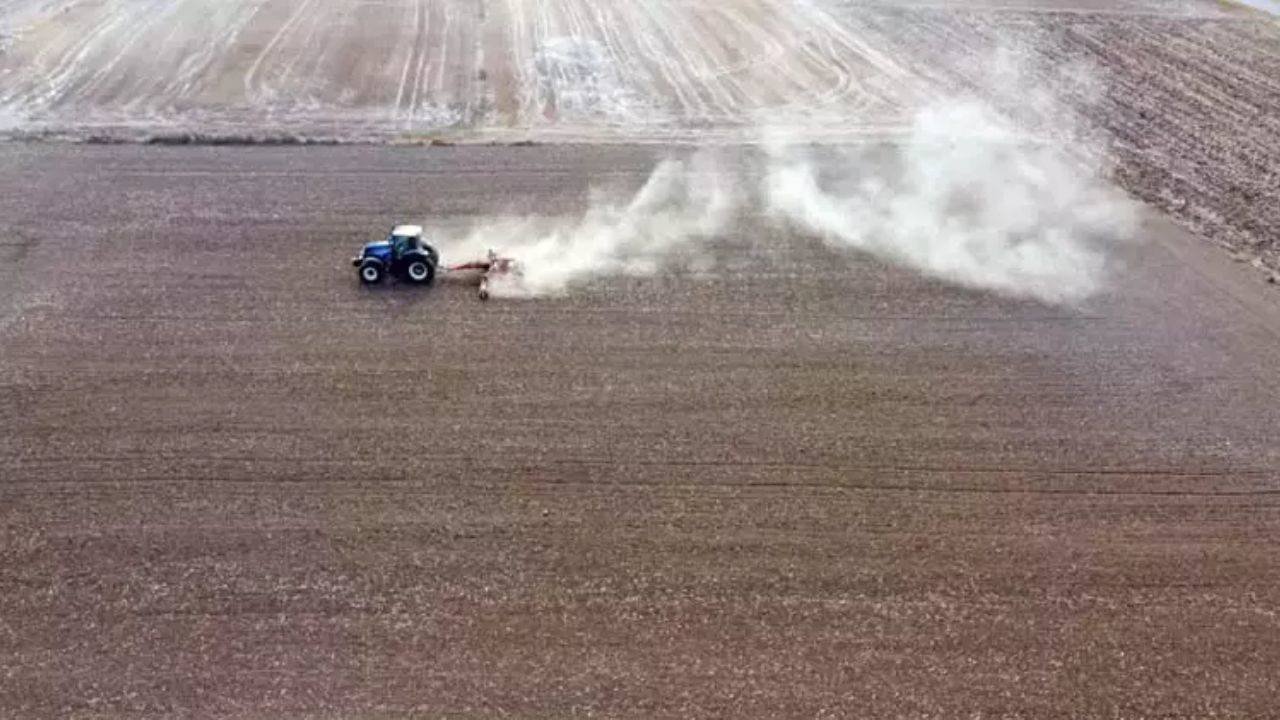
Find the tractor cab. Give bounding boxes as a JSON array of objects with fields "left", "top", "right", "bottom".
[{"left": 389, "top": 225, "right": 425, "bottom": 259}]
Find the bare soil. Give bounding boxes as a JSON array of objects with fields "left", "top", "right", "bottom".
[{"left": 2, "top": 144, "right": 1279, "bottom": 718}]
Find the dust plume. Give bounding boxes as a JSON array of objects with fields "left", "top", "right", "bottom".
[
  {"left": 764, "top": 100, "right": 1137, "bottom": 304},
  {"left": 445, "top": 95, "right": 1136, "bottom": 304},
  {"left": 446, "top": 154, "right": 738, "bottom": 297},
  {"left": 441, "top": 38, "right": 1138, "bottom": 305}
]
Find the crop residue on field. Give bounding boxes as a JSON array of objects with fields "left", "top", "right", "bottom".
[{"left": 0, "top": 0, "right": 911, "bottom": 140}]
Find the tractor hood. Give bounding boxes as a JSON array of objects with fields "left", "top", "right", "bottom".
[{"left": 362, "top": 240, "right": 392, "bottom": 257}]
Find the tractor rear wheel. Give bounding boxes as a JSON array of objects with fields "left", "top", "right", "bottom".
[{"left": 404, "top": 257, "right": 436, "bottom": 285}]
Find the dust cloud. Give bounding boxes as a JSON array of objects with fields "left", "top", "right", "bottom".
[
  {"left": 445, "top": 95, "right": 1137, "bottom": 304},
  {"left": 763, "top": 100, "right": 1137, "bottom": 304},
  {"left": 447, "top": 154, "right": 738, "bottom": 297}
]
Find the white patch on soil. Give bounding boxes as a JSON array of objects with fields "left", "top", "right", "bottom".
[{"left": 532, "top": 37, "right": 656, "bottom": 124}]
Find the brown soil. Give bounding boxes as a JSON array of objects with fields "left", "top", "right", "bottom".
[{"left": 2, "top": 144, "right": 1279, "bottom": 718}]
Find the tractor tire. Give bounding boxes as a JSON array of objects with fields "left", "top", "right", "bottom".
[
  {"left": 359, "top": 259, "right": 385, "bottom": 285},
  {"left": 404, "top": 256, "right": 436, "bottom": 285}
]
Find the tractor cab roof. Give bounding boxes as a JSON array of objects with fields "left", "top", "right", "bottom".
[{"left": 391, "top": 225, "right": 424, "bottom": 238}]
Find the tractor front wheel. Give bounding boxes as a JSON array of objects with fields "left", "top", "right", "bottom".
[{"left": 359, "top": 259, "right": 385, "bottom": 285}]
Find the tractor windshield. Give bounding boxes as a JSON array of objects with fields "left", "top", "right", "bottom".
[{"left": 391, "top": 235, "right": 414, "bottom": 256}]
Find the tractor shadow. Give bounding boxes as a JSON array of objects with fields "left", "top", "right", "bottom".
[
  {"left": 355, "top": 272, "right": 485, "bottom": 315},
  {"left": 355, "top": 277, "right": 441, "bottom": 313}
]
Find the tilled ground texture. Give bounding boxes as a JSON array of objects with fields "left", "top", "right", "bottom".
[
  {"left": 839, "top": 3, "right": 1280, "bottom": 277},
  {"left": 2, "top": 145, "right": 1280, "bottom": 718}
]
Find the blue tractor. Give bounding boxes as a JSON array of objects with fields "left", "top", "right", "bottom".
[{"left": 352, "top": 225, "right": 440, "bottom": 285}]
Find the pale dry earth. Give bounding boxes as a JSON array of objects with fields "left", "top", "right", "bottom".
[
  {"left": 2, "top": 144, "right": 1280, "bottom": 718},
  {"left": 0, "top": 0, "right": 1267, "bottom": 142},
  {"left": 0, "top": 0, "right": 915, "bottom": 140}
]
